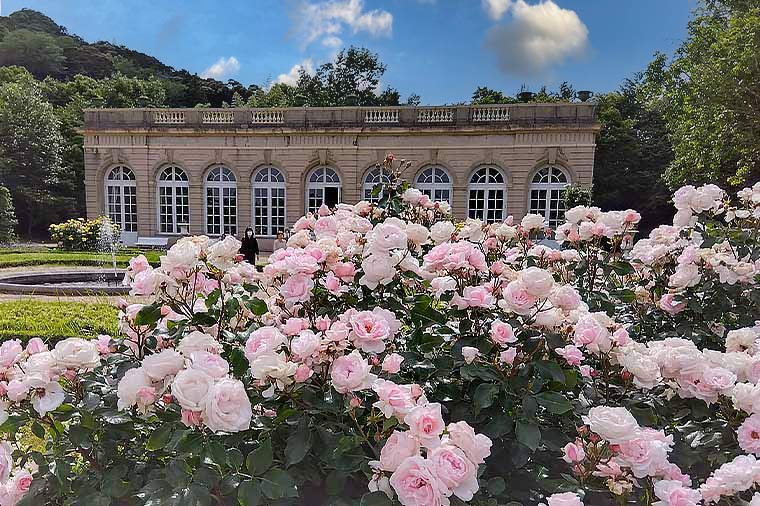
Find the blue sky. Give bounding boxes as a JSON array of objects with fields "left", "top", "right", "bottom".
[{"left": 2, "top": 0, "right": 695, "bottom": 104}]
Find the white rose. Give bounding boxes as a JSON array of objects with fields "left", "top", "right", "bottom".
[
  {"left": 402, "top": 188, "right": 423, "bottom": 205},
  {"left": 203, "top": 378, "right": 253, "bottom": 433},
  {"left": 495, "top": 224, "right": 517, "bottom": 241},
  {"left": 405, "top": 224, "right": 429, "bottom": 246},
  {"left": 518, "top": 267, "right": 555, "bottom": 298},
  {"left": 459, "top": 219, "right": 485, "bottom": 242},
  {"left": 161, "top": 238, "right": 201, "bottom": 272},
  {"left": 250, "top": 352, "right": 298, "bottom": 391},
  {"left": 178, "top": 331, "right": 222, "bottom": 356},
  {"left": 190, "top": 351, "right": 230, "bottom": 379},
  {"left": 583, "top": 406, "right": 639, "bottom": 444},
  {"left": 521, "top": 214, "right": 546, "bottom": 230},
  {"left": 207, "top": 235, "right": 242, "bottom": 270},
  {"left": 290, "top": 330, "right": 320, "bottom": 360},
  {"left": 430, "top": 221, "right": 455, "bottom": 244},
  {"left": 142, "top": 349, "right": 185, "bottom": 381},
  {"left": 51, "top": 338, "right": 100, "bottom": 370},
  {"left": 116, "top": 367, "right": 154, "bottom": 410},
  {"left": 360, "top": 254, "right": 397, "bottom": 289},
  {"left": 172, "top": 368, "right": 214, "bottom": 411},
  {"left": 367, "top": 223, "right": 408, "bottom": 254}
]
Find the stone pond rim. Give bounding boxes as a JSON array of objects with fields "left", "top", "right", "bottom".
[{"left": 0, "top": 270, "right": 130, "bottom": 296}]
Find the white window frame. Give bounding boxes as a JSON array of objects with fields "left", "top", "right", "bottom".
[
  {"left": 104, "top": 165, "right": 138, "bottom": 233},
  {"left": 362, "top": 167, "right": 391, "bottom": 203},
  {"left": 252, "top": 166, "right": 287, "bottom": 237},
  {"left": 204, "top": 166, "right": 238, "bottom": 237},
  {"left": 306, "top": 166, "right": 341, "bottom": 214},
  {"left": 156, "top": 166, "right": 190, "bottom": 235},
  {"left": 415, "top": 165, "right": 453, "bottom": 204},
  {"left": 528, "top": 165, "right": 571, "bottom": 229},
  {"left": 467, "top": 165, "right": 507, "bottom": 223}
]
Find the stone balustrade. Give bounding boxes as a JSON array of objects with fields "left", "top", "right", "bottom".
[{"left": 85, "top": 103, "right": 598, "bottom": 131}]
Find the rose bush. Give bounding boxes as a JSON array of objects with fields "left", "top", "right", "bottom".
[{"left": 1, "top": 154, "right": 760, "bottom": 506}]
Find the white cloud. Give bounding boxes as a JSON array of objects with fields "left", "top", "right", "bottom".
[
  {"left": 484, "top": 0, "right": 589, "bottom": 77},
  {"left": 321, "top": 35, "right": 343, "bottom": 48},
  {"left": 275, "top": 59, "right": 316, "bottom": 86},
  {"left": 482, "top": 0, "right": 512, "bottom": 20},
  {"left": 201, "top": 56, "right": 240, "bottom": 79},
  {"left": 293, "top": 0, "right": 393, "bottom": 48}
]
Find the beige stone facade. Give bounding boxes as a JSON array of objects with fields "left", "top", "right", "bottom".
[{"left": 82, "top": 104, "right": 600, "bottom": 249}]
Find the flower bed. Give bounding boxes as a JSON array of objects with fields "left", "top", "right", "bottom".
[{"left": 1, "top": 155, "right": 759, "bottom": 506}]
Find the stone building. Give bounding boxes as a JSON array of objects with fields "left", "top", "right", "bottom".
[{"left": 82, "top": 104, "right": 600, "bottom": 248}]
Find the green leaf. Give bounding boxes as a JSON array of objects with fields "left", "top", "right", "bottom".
[
  {"left": 534, "top": 392, "right": 573, "bottom": 414},
  {"left": 360, "top": 492, "right": 393, "bottom": 506},
  {"left": 473, "top": 383, "right": 500, "bottom": 413},
  {"left": 534, "top": 361, "right": 566, "bottom": 384},
  {"left": 248, "top": 298, "right": 268, "bottom": 316},
  {"left": 31, "top": 422, "right": 45, "bottom": 439},
  {"left": 516, "top": 420, "right": 541, "bottom": 451},
  {"left": 260, "top": 468, "right": 298, "bottom": 499},
  {"left": 146, "top": 425, "right": 172, "bottom": 451},
  {"left": 285, "top": 420, "right": 312, "bottom": 466},
  {"left": 487, "top": 477, "right": 506, "bottom": 496},
  {"left": 227, "top": 448, "right": 244, "bottom": 469},
  {"left": 247, "top": 439, "right": 273, "bottom": 476},
  {"left": 135, "top": 303, "right": 162, "bottom": 326},
  {"left": 238, "top": 480, "right": 261, "bottom": 506}
]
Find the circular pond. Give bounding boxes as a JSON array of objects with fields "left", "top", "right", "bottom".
[{"left": 0, "top": 270, "right": 129, "bottom": 296}]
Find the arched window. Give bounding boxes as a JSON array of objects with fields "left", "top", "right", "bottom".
[
  {"left": 415, "top": 166, "right": 452, "bottom": 203},
  {"left": 529, "top": 166, "right": 570, "bottom": 229},
  {"left": 306, "top": 167, "right": 341, "bottom": 214},
  {"left": 205, "top": 166, "right": 237, "bottom": 236},
  {"left": 362, "top": 167, "right": 390, "bottom": 203},
  {"left": 157, "top": 166, "right": 189, "bottom": 234},
  {"left": 252, "top": 166, "right": 286, "bottom": 237},
  {"left": 104, "top": 165, "right": 137, "bottom": 233},
  {"left": 467, "top": 166, "right": 506, "bottom": 222}
]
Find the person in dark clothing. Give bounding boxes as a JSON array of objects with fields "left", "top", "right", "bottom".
[{"left": 240, "top": 227, "right": 259, "bottom": 265}]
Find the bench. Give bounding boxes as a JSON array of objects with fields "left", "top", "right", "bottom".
[{"left": 135, "top": 237, "right": 169, "bottom": 249}]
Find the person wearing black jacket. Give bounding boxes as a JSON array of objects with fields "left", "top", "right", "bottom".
[{"left": 240, "top": 227, "right": 259, "bottom": 265}]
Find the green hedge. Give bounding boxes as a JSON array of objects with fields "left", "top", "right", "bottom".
[
  {"left": 0, "top": 300, "right": 119, "bottom": 340},
  {"left": 0, "top": 249, "right": 161, "bottom": 269}
]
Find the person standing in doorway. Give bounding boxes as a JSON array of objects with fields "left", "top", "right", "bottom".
[{"left": 240, "top": 227, "right": 259, "bottom": 265}]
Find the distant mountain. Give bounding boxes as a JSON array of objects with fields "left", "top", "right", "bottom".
[{"left": 0, "top": 8, "right": 259, "bottom": 106}]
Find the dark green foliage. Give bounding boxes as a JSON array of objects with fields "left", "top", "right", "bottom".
[{"left": 0, "top": 184, "right": 16, "bottom": 243}]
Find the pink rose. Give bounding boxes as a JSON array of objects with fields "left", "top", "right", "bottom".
[
  {"left": 660, "top": 294, "right": 687, "bottom": 315},
  {"left": 490, "top": 320, "right": 516, "bottom": 346},
  {"left": 25, "top": 337, "right": 47, "bottom": 355},
  {"left": 546, "top": 492, "right": 583, "bottom": 506},
  {"left": 429, "top": 445, "right": 479, "bottom": 501},
  {"left": 282, "top": 317, "right": 309, "bottom": 336},
  {"left": 0, "top": 442, "right": 12, "bottom": 483},
  {"left": 499, "top": 348, "right": 517, "bottom": 365},
  {"left": 0, "top": 340, "right": 22, "bottom": 368},
  {"left": 405, "top": 403, "right": 446, "bottom": 448},
  {"left": 373, "top": 379, "right": 417, "bottom": 418},
  {"left": 294, "top": 364, "right": 313, "bottom": 383},
  {"left": 190, "top": 351, "right": 229, "bottom": 379},
  {"left": 332, "top": 262, "right": 356, "bottom": 282},
  {"left": 562, "top": 442, "right": 586, "bottom": 463},
  {"left": 549, "top": 285, "right": 582, "bottom": 311},
  {"left": 501, "top": 280, "right": 538, "bottom": 315},
  {"left": 141, "top": 349, "right": 184, "bottom": 381},
  {"left": 518, "top": 267, "right": 555, "bottom": 297},
  {"left": 446, "top": 421, "right": 492, "bottom": 465},
  {"left": 379, "top": 431, "right": 421, "bottom": 472},
  {"left": 349, "top": 308, "right": 401, "bottom": 353},
  {"left": 452, "top": 285, "right": 495, "bottom": 309},
  {"left": 96, "top": 334, "right": 112, "bottom": 355},
  {"left": 330, "top": 351, "right": 377, "bottom": 394},
  {"left": 389, "top": 456, "right": 448, "bottom": 506},
  {"left": 130, "top": 268, "right": 161, "bottom": 296},
  {"left": 556, "top": 345, "right": 584, "bottom": 366},
  {"left": 181, "top": 408, "right": 202, "bottom": 427},
  {"left": 324, "top": 272, "right": 345, "bottom": 295},
  {"left": 461, "top": 347, "right": 480, "bottom": 364},
  {"left": 129, "top": 254, "right": 150, "bottom": 274},
  {"left": 245, "top": 327, "right": 286, "bottom": 362},
  {"left": 738, "top": 413, "right": 760, "bottom": 456},
  {"left": 290, "top": 330, "right": 321, "bottom": 360},
  {"left": 280, "top": 273, "right": 314, "bottom": 306},
  {"left": 382, "top": 353, "right": 405, "bottom": 374}
]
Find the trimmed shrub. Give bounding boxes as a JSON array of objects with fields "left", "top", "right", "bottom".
[
  {"left": 0, "top": 185, "right": 17, "bottom": 244},
  {"left": 49, "top": 216, "right": 119, "bottom": 251}
]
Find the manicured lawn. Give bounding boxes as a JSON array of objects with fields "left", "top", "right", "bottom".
[
  {"left": 0, "top": 300, "right": 119, "bottom": 341},
  {"left": 0, "top": 248, "right": 162, "bottom": 268}
]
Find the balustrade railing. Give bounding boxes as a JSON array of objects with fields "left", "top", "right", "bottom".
[
  {"left": 417, "top": 108, "right": 454, "bottom": 123},
  {"left": 202, "top": 111, "right": 235, "bottom": 124},
  {"left": 364, "top": 109, "right": 399, "bottom": 124},
  {"left": 153, "top": 111, "right": 185, "bottom": 124},
  {"left": 472, "top": 107, "right": 510, "bottom": 122}
]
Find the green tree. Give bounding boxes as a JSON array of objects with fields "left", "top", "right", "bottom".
[
  {"left": 471, "top": 86, "right": 512, "bottom": 104},
  {"left": 643, "top": 0, "right": 760, "bottom": 188},
  {"left": 593, "top": 78, "right": 674, "bottom": 233},
  {"left": 0, "top": 76, "right": 65, "bottom": 237},
  {"left": 0, "top": 29, "right": 65, "bottom": 79},
  {"left": 0, "top": 185, "right": 17, "bottom": 243}
]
